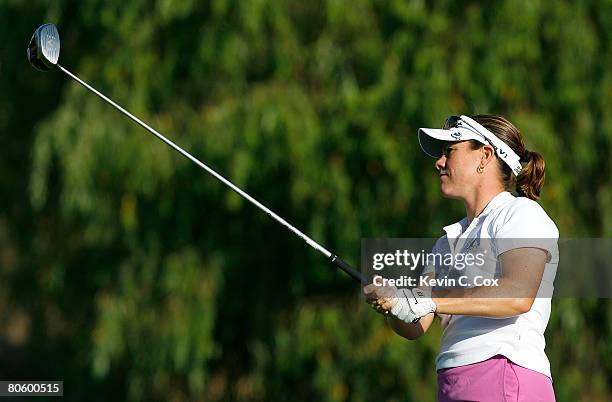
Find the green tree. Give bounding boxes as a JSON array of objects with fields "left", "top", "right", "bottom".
[{"left": 0, "top": 0, "right": 609, "bottom": 400}]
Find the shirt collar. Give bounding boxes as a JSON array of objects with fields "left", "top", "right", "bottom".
[{"left": 442, "top": 191, "right": 515, "bottom": 237}]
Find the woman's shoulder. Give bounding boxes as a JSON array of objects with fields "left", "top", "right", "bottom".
[{"left": 502, "top": 196, "right": 553, "bottom": 220}]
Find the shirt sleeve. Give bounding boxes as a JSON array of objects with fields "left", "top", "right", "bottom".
[{"left": 493, "top": 198, "right": 559, "bottom": 261}]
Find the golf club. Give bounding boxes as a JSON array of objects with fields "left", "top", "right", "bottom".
[{"left": 27, "top": 23, "right": 364, "bottom": 284}]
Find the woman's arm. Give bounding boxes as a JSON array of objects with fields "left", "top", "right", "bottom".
[
  {"left": 432, "top": 247, "right": 548, "bottom": 317},
  {"left": 387, "top": 312, "right": 435, "bottom": 340}
]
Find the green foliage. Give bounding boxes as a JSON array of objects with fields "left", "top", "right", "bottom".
[{"left": 0, "top": 0, "right": 610, "bottom": 401}]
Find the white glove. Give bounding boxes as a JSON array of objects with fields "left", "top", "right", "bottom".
[{"left": 390, "top": 288, "right": 437, "bottom": 323}]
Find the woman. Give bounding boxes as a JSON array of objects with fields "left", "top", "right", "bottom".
[{"left": 364, "top": 115, "right": 558, "bottom": 401}]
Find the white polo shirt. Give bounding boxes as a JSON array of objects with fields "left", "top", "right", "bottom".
[{"left": 423, "top": 191, "right": 559, "bottom": 379}]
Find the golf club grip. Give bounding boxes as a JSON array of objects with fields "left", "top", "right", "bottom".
[
  {"left": 330, "top": 257, "right": 420, "bottom": 322},
  {"left": 329, "top": 254, "right": 364, "bottom": 284}
]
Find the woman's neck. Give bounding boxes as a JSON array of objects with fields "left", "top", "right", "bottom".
[{"left": 464, "top": 188, "right": 505, "bottom": 223}]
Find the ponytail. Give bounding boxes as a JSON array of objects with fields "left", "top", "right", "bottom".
[
  {"left": 470, "top": 115, "right": 547, "bottom": 201},
  {"left": 517, "top": 150, "right": 546, "bottom": 200}
]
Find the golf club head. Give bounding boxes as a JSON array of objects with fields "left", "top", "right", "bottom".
[{"left": 27, "top": 23, "right": 60, "bottom": 71}]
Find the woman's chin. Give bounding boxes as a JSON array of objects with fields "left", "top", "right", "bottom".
[{"left": 440, "top": 184, "right": 460, "bottom": 199}]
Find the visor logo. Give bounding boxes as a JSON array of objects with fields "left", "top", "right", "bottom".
[{"left": 451, "top": 131, "right": 462, "bottom": 140}]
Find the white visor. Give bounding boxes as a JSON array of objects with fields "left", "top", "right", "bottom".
[
  {"left": 418, "top": 115, "right": 522, "bottom": 176},
  {"left": 418, "top": 127, "right": 486, "bottom": 158}
]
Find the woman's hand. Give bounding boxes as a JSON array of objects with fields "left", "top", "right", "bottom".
[
  {"left": 391, "top": 287, "right": 437, "bottom": 323},
  {"left": 363, "top": 283, "right": 398, "bottom": 315}
]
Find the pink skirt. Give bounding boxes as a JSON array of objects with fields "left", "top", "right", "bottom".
[{"left": 437, "top": 355, "right": 555, "bottom": 402}]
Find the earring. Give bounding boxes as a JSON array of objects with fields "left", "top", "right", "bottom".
[{"left": 477, "top": 166, "right": 484, "bottom": 173}]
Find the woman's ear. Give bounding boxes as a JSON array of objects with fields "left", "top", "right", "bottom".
[{"left": 480, "top": 144, "right": 496, "bottom": 167}]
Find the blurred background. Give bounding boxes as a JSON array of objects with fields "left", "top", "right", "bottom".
[{"left": 1, "top": 1, "right": 610, "bottom": 401}]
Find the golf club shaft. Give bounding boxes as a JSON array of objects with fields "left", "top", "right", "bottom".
[{"left": 57, "top": 64, "right": 364, "bottom": 284}]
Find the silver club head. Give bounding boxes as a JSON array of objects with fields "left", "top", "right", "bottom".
[{"left": 27, "top": 23, "right": 61, "bottom": 71}]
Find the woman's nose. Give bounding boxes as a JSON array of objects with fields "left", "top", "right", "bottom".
[{"left": 435, "top": 155, "right": 446, "bottom": 171}]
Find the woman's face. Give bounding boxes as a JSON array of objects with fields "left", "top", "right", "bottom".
[{"left": 435, "top": 141, "right": 483, "bottom": 199}]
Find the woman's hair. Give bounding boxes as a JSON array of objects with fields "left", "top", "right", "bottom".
[{"left": 468, "top": 115, "right": 545, "bottom": 200}]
